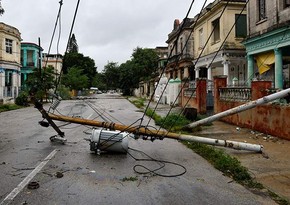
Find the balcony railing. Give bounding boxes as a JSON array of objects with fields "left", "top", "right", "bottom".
[
  {"left": 219, "top": 87, "right": 251, "bottom": 102},
  {"left": 184, "top": 88, "right": 196, "bottom": 98}
]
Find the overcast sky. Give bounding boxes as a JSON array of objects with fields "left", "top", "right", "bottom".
[{"left": 0, "top": 0, "right": 211, "bottom": 72}]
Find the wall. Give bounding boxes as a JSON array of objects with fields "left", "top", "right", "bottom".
[
  {"left": 214, "top": 76, "right": 290, "bottom": 140},
  {"left": 181, "top": 79, "right": 207, "bottom": 114}
]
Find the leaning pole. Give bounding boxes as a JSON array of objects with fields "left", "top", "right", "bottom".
[
  {"left": 48, "top": 113, "right": 263, "bottom": 152},
  {"left": 185, "top": 87, "right": 290, "bottom": 129}
]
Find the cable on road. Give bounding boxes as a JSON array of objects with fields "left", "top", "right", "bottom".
[{"left": 127, "top": 147, "right": 187, "bottom": 177}]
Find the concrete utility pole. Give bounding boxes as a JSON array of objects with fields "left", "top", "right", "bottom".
[
  {"left": 186, "top": 87, "right": 290, "bottom": 129},
  {"left": 47, "top": 113, "right": 263, "bottom": 152}
]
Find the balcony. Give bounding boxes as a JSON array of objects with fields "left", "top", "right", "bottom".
[{"left": 219, "top": 87, "right": 251, "bottom": 102}]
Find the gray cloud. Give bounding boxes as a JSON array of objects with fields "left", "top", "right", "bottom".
[{"left": 1, "top": 0, "right": 210, "bottom": 72}]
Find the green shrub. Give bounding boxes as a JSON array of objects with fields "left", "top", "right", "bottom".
[
  {"left": 57, "top": 85, "right": 71, "bottom": 100},
  {"left": 15, "top": 92, "right": 29, "bottom": 106},
  {"left": 157, "top": 113, "right": 190, "bottom": 131},
  {"left": 131, "top": 98, "right": 145, "bottom": 108}
]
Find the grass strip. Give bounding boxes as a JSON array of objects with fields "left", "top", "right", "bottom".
[{"left": 0, "top": 104, "right": 23, "bottom": 113}]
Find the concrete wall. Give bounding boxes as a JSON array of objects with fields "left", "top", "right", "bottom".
[
  {"left": 214, "top": 76, "right": 290, "bottom": 140},
  {"left": 181, "top": 79, "right": 207, "bottom": 114}
]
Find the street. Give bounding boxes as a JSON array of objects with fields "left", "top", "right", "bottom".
[{"left": 0, "top": 93, "right": 276, "bottom": 205}]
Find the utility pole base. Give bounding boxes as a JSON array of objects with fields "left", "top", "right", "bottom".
[{"left": 50, "top": 135, "right": 67, "bottom": 144}]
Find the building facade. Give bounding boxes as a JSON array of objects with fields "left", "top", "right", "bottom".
[
  {"left": 42, "top": 53, "right": 63, "bottom": 76},
  {"left": 21, "top": 42, "right": 43, "bottom": 90},
  {"left": 165, "top": 18, "right": 195, "bottom": 81},
  {"left": 243, "top": 0, "right": 290, "bottom": 89},
  {"left": 0, "top": 22, "right": 21, "bottom": 104},
  {"left": 193, "top": 0, "right": 247, "bottom": 87}
]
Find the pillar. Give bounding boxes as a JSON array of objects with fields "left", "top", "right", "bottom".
[
  {"left": 207, "top": 66, "right": 213, "bottom": 91},
  {"left": 23, "top": 49, "right": 27, "bottom": 66},
  {"left": 274, "top": 48, "right": 283, "bottom": 89},
  {"left": 207, "top": 67, "right": 212, "bottom": 81},
  {"left": 222, "top": 60, "right": 230, "bottom": 85},
  {"left": 195, "top": 67, "right": 200, "bottom": 79},
  {"left": 213, "top": 75, "right": 227, "bottom": 114},
  {"left": 33, "top": 50, "right": 37, "bottom": 67},
  {"left": 196, "top": 79, "right": 207, "bottom": 114},
  {"left": 247, "top": 55, "right": 254, "bottom": 87},
  {"left": 12, "top": 70, "right": 18, "bottom": 98},
  {"left": 184, "top": 67, "right": 189, "bottom": 78},
  {"left": 0, "top": 68, "right": 4, "bottom": 98}
]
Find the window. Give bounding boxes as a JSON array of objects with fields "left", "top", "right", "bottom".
[
  {"left": 199, "top": 28, "right": 204, "bottom": 48},
  {"left": 5, "top": 39, "right": 13, "bottom": 54},
  {"left": 258, "top": 0, "right": 266, "bottom": 21},
  {"left": 285, "top": 0, "right": 290, "bottom": 8},
  {"left": 212, "top": 18, "right": 220, "bottom": 43},
  {"left": 235, "top": 14, "right": 247, "bottom": 38},
  {"left": 5, "top": 70, "right": 12, "bottom": 86}
]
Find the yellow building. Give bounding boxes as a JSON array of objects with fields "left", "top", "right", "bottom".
[
  {"left": 0, "top": 22, "right": 21, "bottom": 104},
  {"left": 193, "top": 0, "right": 247, "bottom": 86}
]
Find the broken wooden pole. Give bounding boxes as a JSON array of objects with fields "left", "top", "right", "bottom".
[{"left": 48, "top": 113, "right": 263, "bottom": 152}]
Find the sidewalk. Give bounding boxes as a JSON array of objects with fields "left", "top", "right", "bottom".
[{"left": 145, "top": 100, "right": 290, "bottom": 201}]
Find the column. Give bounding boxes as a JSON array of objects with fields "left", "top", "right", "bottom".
[
  {"left": 12, "top": 70, "right": 18, "bottom": 98},
  {"left": 195, "top": 67, "right": 200, "bottom": 79},
  {"left": 0, "top": 68, "right": 4, "bottom": 98},
  {"left": 247, "top": 55, "right": 254, "bottom": 87},
  {"left": 222, "top": 60, "right": 230, "bottom": 85},
  {"left": 274, "top": 48, "right": 283, "bottom": 89},
  {"left": 207, "top": 67, "right": 212, "bottom": 81},
  {"left": 184, "top": 67, "right": 189, "bottom": 79},
  {"left": 207, "top": 67, "right": 212, "bottom": 91},
  {"left": 33, "top": 50, "right": 37, "bottom": 67},
  {"left": 23, "top": 49, "right": 27, "bottom": 66}
]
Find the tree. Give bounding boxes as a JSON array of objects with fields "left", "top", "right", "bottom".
[
  {"left": 131, "top": 47, "right": 159, "bottom": 81},
  {"left": 97, "top": 47, "right": 159, "bottom": 95},
  {"left": 117, "top": 47, "right": 159, "bottom": 95},
  {"left": 61, "top": 66, "right": 88, "bottom": 90},
  {"left": 118, "top": 60, "right": 137, "bottom": 95},
  {"left": 92, "top": 72, "right": 106, "bottom": 91},
  {"left": 67, "top": 33, "right": 78, "bottom": 53},
  {"left": 102, "top": 62, "right": 120, "bottom": 90},
  {"left": 62, "top": 52, "right": 96, "bottom": 88},
  {"left": 26, "top": 66, "right": 56, "bottom": 101}
]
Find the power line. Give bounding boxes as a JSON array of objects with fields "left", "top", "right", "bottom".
[{"left": 138, "top": 0, "right": 197, "bottom": 129}]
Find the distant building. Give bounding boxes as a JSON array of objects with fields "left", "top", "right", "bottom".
[
  {"left": 42, "top": 53, "right": 63, "bottom": 76},
  {"left": 243, "top": 0, "right": 290, "bottom": 89},
  {"left": 0, "top": 22, "right": 21, "bottom": 104},
  {"left": 20, "top": 42, "right": 43, "bottom": 90},
  {"left": 166, "top": 18, "right": 195, "bottom": 81}
]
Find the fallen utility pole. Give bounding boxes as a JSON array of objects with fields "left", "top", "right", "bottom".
[
  {"left": 185, "top": 87, "right": 290, "bottom": 129},
  {"left": 48, "top": 113, "right": 263, "bottom": 152}
]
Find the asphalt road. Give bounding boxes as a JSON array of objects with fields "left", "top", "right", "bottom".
[{"left": 0, "top": 93, "right": 276, "bottom": 205}]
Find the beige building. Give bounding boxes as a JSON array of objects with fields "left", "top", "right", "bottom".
[
  {"left": 42, "top": 53, "right": 63, "bottom": 76},
  {"left": 0, "top": 22, "right": 21, "bottom": 104},
  {"left": 193, "top": 0, "right": 247, "bottom": 86},
  {"left": 165, "top": 18, "right": 195, "bottom": 81}
]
